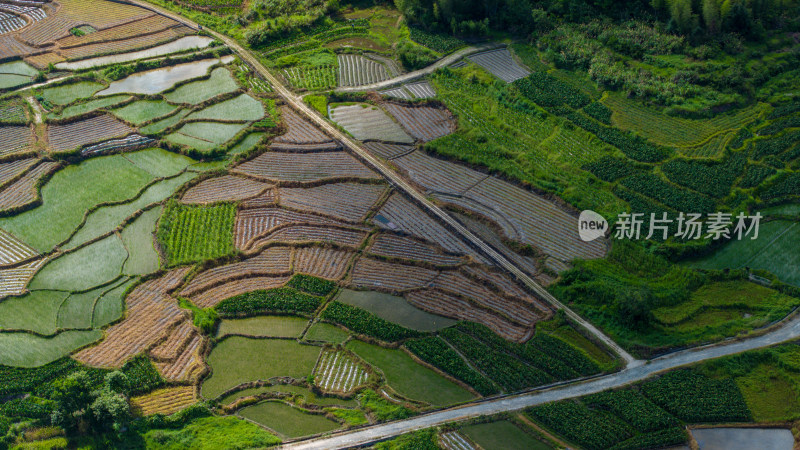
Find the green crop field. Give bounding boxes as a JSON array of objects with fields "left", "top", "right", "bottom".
[
  {"left": 140, "top": 109, "right": 190, "bottom": 135},
  {"left": 123, "top": 148, "right": 196, "bottom": 177},
  {"left": 216, "top": 316, "right": 309, "bottom": 338},
  {"left": 92, "top": 278, "right": 136, "bottom": 328},
  {"left": 460, "top": 421, "right": 553, "bottom": 450},
  {"left": 121, "top": 207, "right": 162, "bottom": 275},
  {"left": 336, "top": 289, "right": 456, "bottom": 332},
  {"left": 187, "top": 94, "right": 264, "bottom": 122},
  {"left": 50, "top": 95, "right": 130, "bottom": 120},
  {"left": 29, "top": 235, "right": 127, "bottom": 292},
  {"left": 304, "top": 323, "right": 350, "bottom": 343},
  {"left": 0, "top": 290, "right": 69, "bottom": 335},
  {"left": 201, "top": 337, "right": 321, "bottom": 399},
  {"left": 346, "top": 340, "right": 475, "bottom": 406},
  {"left": 174, "top": 121, "right": 248, "bottom": 145},
  {"left": 40, "top": 82, "right": 105, "bottom": 106},
  {"left": 0, "top": 330, "right": 103, "bottom": 367},
  {"left": 113, "top": 100, "right": 179, "bottom": 125},
  {"left": 157, "top": 201, "right": 236, "bottom": 266},
  {"left": 164, "top": 67, "right": 239, "bottom": 105},
  {"left": 227, "top": 132, "right": 265, "bottom": 155},
  {"left": 238, "top": 401, "right": 340, "bottom": 438}
]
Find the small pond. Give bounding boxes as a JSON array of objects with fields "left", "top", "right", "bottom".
[{"left": 691, "top": 427, "right": 794, "bottom": 450}]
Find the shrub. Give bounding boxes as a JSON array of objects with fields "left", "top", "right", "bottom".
[
  {"left": 514, "top": 72, "right": 591, "bottom": 109},
  {"left": 738, "top": 164, "right": 776, "bottom": 188},
  {"left": 397, "top": 42, "right": 438, "bottom": 71},
  {"left": 358, "top": 390, "right": 414, "bottom": 422},
  {"left": 584, "top": 390, "right": 679, "bottom": 432},
  {"left": 584, "top": 156, "right": 643, "bottom": 182},
  {"left": 287, "top": 274, "right": 336, "bottom": 296},
  {"left": 215, "top": 287, "right": 323, "bottom": 317},
  {"left": 640, "top": 369, "right": 751, "bottom": 422},
  {"left": 583, "top": 101, "right": 612, "bottom": 124},
  {"left": 321, "top": 302, "right": 423, "bottom": 342},
  {"left": 527, "top": 400, "right": 632, "bottom": 450},
  {"left": 661, "top": 152, "right": 746, "bottom": 198},
  {"left": 620, "top": 173, "right": 716, "bottom": 213},
  {"left": 121, "top": 355, "right": 164, "bottom": 396},
  {"left": 408, "top": 27, "right": 465, "bottom": 53},
  {"left": 374, "top": 429, "right": 439, "bottom": 449}
]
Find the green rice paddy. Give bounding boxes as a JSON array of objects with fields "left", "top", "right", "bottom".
[
  {"left": 216, "top": 316, "right": 309, "bottom": 338},
  {"left": 238, "top": 401, "right": 340, "bottom": 438}
]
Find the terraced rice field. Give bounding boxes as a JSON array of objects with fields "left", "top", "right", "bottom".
[
  {"left": 329, "top": 104, "right": 413, "bottom": 143},
  {"left": 0, "top": 162, "right": 59, "bottom": 212},
  {"left": 0, "top": 125, "right": 34, "bottom": 157},
  {"left": 187, "top": 94, "right": 265, "bottom": 122},
  {"left": 113, "top": 100, "right": 178, "bottom": 125},
  {"left": 73, "top": 268, "right": 191, "bottom": 368},
  {"left": 283, "top": 65, "right": 337, "bottom": 91},
  {"left": 380, "top": 81, "right": 437, "bottom": 100},
  {"left": 131, "top": 386, "right": 196, "bottom": 416},
  {"left": 99, "top": 58, "right": 226, "bottom": 96},
  {"left": 0, "top": 158, "right": 37, "bottom": 191},
  {"left": 466, "top": 48, "right": 530, "bottom": 83},
  {"left": 361, "top": 141, "right": 414, "bottom": 159},
  {"left": 155, "top": 334, "right": 205, "bottom": 382},
  {"left": 0, "top": 227, "right": 36, "bottom": 266},
  {"left": 0, "top": 257, "right": 47, "bottom": 298},
  {"left": 182, "top": 175, "right": 270, "bottom": 204},
  {"left": 392, "top": 150, "right": 487, "bottom": 196},
  {"left": 216, "top": 316, "right": 309, "bottom": 338},
  {"left": 47, "top": 115, "right": 133, "bottom": 153},
  {"left": 274, "top": 106, "right": 335, "bottom": 144},
  {"left": 337, "top": 54, "right": 391, "bottom": 87},
  {"left": 233, "top": 151, "right": 379, "bottom": 183},
  {"left": 191, "top": 275, "right": 292, "bottom": 309},
  {"left": 164, "top": 67, "right": 239, "bottom": 105},
  {"left": 350, "top": 257, "right": 439, "bottom": 292},
  {"left": 248, "top": 225, "right": 368, "bottom": 251},
  {"left": 315, "top": 350, "right": 369, "bottom": 394},
  {"left": 337, "top": 289, "right": 457, "bottom": 332},
  {"left": 233, "top": 207, "right": 341, "bottom": 249},
  {"left": 56, "top": 34, "right": 211, "bottom": 70},
  {"left": 367, "top": 233, "right": 466, "bottom": 267},
  {"left": 179, "top": 246, "right": 292, "bottom": 297},
  {"left": 382, "top": 103, "right": 455, "bottom": 142},
  {"left": 280, "top": 182, "right": 386, "bottom": 222},
  {"left": 293, "top": 247, "right": 354, "bottom": 280}
]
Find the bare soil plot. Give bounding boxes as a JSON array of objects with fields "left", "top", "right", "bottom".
[
  {"left": 393, "top": 150, "right": 487, "bottom": 196},
  {"left": 338, "top": 54, "right": 391, "bottom": 87},
  {"left": 367, "top": 233, "right": 467, "bottom": 267},
  {"left": 0, "top": 258, "right": 46, "bottom": 298},
  {"left": 0, "top": 227, "right": 37, "bottom": 266},
  {"left": 466, "top": 48, "right": 530, "bottom": 83},
  {"left": 293, "top": 246, "right": 353, "bottom": 280},
  {"left": 361, "top": 141, "right": 414, "bottom": 160},
  {"left": 274, "top": 106, "right": 335, "bottom": 144},
  {"left": 131, "top": 386, "right": 195, "bottom": 416},
  {"left": 0, "top": 158, "right": 38, "bottom": 190},
  {"left": 179, "top": 246, "right": 293, "bottom": 297},
  {"left": 190, "top": 275, "right": 292, "bottom": 309},
  {"left": 233, "top": 151, "right": 379, "bottom": 183},
  {"left": 74, "top": 268, "right": 190, "bottom": 368},
  {"left": 0, "top": 162, "right": 59, "bottom": 212},
  {"left": 182, "top": 175, "right": 270, "bottom": 204},
  {"left": 406, "top": 290, "right": 532, "bottom": 342},
  {"left": 350, "top": 256, "right": 439, "bottom": 292},
  {"left": 279, "top": 182, "right": 386, "bottom": 223},
  {"left": 248, "top": 224, "right": 367, "bottom": 251},
  {"left": 149, "top": 321, "right": 197, "bottom": 361},
  {"left": 241, "top": 189, "right": 278, "bottom": 208},
  {"left": 0, "top": 126, "right": 34, "bottom": 158},
  {"left": 155, "top": 334, "right": 205, "bottom": 382},
  {"left": 0, "top": 35, "right": 34, "bottom": 60},
  {"left": 47, "top": 115, "right": 133, "bottom": 153},
  {"left": 329, "top": 104, "right": 413, "bottom": 144},
  {"left": 314, "top": 349, "right": 369, "bottom": 395},
  {"left": 234, "top": 206, "right": 343, "bottom": 249},
  {"left": 382, "top": 103, "right": 456, "bottom": 142},
  {"left": 58, "top": 26, "right": 193, "bottom": 61},
  {"left": 56, "top": 14, "right": 181, "bottom": 48}
]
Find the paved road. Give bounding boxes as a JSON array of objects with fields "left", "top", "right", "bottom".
[
  {"left": 285, "top": 311, "right": 800, "bottom": 449},
  {"left": 333, "top": 43, "right": 502, "bottom": 93},
  {"left": 128, "top": 0, "right": 635, "bottom": 366}
]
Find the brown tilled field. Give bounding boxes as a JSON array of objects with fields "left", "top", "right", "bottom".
[
  {"left": 233, "top": 150, "right": 379, "bottom": 183},
  {"left": 274, "top": 106, "right": 335, "bottom": 144},
  {"left": 279, "top": 182, "right": 387, "bottom": 223},
  {"left": 179, "top": 246, "right": 293, "bottom": 297},
  {"left": 182, "top": 175, "right": 271, "bottom": 205},
  {"left": 189, "top": 275, "right": 292, "bottom": 308},
  {"left": 47, "top": 115, "right": 133, "bottom": 153},
  {"left": 367, "top": 234, "right": 466, "bottom": 267},
  {"left": 382, "top": 103, "right": 456, "bottom": 142},
  {"left": 0, "top": 126, "right": 34, "bottom": 158},
  {"left": 131, "top": 386, "right": 196, "bottom": 416},
  {"left": 293, "top": 246, "right": 354, "bottom": 280},
  {"left": 0, "top": 161, "right": 59, "bottom": 212}
]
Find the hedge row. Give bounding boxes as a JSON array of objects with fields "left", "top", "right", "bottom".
[
  {"left": 216, "top": 287, "right": 323, "bottom": 317},
  {"left": 321, "top": 302, "right": 423, "bottom": 342},
  {"left": 287, "top": 274, "right": 337, "bottom": 296},
  {"left": 620, "top": 173, "right": 716, "bottom": 213},
  {"left": 584, "top": 156, "right": 643, "bottom": 182},
  {"left": 405, "top": 337, "right": 499, "bottom": 396}
]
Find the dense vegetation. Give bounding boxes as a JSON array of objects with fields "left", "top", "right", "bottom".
[
  {"left": 215, "top": 287, "right": 323, "bottom": 317},
  {"left": 157, "top": 201, "right": 236, "bottom": 266},
  {"left": 321, "top": 302, "right": 424, "bottom": 342}
]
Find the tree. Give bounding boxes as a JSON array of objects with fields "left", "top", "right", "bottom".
[
  {"left": 702, "top": 0, "right": 721, "bottom": 33},
  {"left": 50, "top": 371, "right": 94, "bottom": 431},
  {"left": 669, "top": 0, "right": 697, "bottom": 34},
  {"left": 90, "top": 391, "right": 131, "bottom": 433},
  {"left": 616, "top": 288, "right": 655, "bottom": 329},
  {"left": 104, "top": 372, "right": 130, "bottom": 395}
]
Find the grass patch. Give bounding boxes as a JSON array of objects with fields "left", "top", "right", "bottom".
[
  {"left": 157, "top": 201, "right": 236, "bottom": 266},
  {"left": 327, "top": 408, "right": 368, "bottom": 426},
  {"left": 346, "top": 340, "right": 475, "bottom": 406},
  {"left": 736, "top": 364, "right": 800, "bottom": 422},
  {"left": 238, "top": 401, "right": 340, "bottom": 438},
  {"left": 216, "top": 316, "right": 309, "bottom": 338},
  {"left": 40, "top": 82, "right": 104, "bottom": 106},
  {"left": 0, "top": 330, "right": 102, "bottom": 367},
  {"left": 305, "top": 94, "right": 328, "bottom": 116},
  {"left": 29, "top": 234, "right": 127, "bottom": 292},
  {"left": 461, "top": 420, "right": 553, "bottom": 450},
  {"left": 113, "top": 100, "right": 179, "bottom": 125},
  {"left": 304, "top": 323, "right": 350, "bottom": 343},
  {"left": 187, "top": 94, "right": 264, "bottom": 122},
  {"left": 201, "top": 337, "right": 321, "bottom": 398},
  {"left": 164, "top": 67, "right": 239, "bottom": 105},
  {"left": 0, "top": 154, "right": 154, "bottom": 252},
  {"left": 143, "top": 416, "right": 281, "bottom": 449},
  {"left": 358, "top": 389, "right": 414, "bottom": 422}
]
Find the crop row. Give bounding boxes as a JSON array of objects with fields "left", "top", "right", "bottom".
[
  {"left": 0, "top": 100, "right": 26, "bottom": 123},
  {"left": 280, "top": 182, "right": 386, "bottom": 223},
  {"left": 191, "top": 275, "right": 291, "bottom": 308},
  {"left": 583, "top": 156, "right": 643, "bottom": 182},
  {"left": 233, "top": 150, "right": 379, "bottom": 183},
  {"left": 315, "top": 350, "right": 368, "bottom": 393},
  {"left": 155, "top": 334, "right": 204, "bottom": 382},
  {"left": 215, "top": 286, "right": 322, "bottom": 317},
  {"left": 408, "top": 27, "right": 465, "bottom": 53},
  {"left": 0, "top": 162, "right": 59, "bottom": 213},
  {"left": 367, "top": 233, "right": 465, "bottom": 267},
  {"left": 467, "top": 49, "right": 530, "bottom": 83},
  {"left": 292, "top": 248, "right": 353, "bottom": 282},
  {"left": 182, "top": 175, "right": 269, "bottom": 205},
  {"left": 284, "top": 65, "right": 337, "bottom": 91},
  {"left": 350, "top": 256, "right": 439, "bottom": 292},
  {"left": 0, "top": 125, "right": 33, "bottom": 158},
  {"left": 750, "top": 129, "right": 800, "bottom": 160},
  {"left": 661, "top": 152, "right": 746, "bottom": 198},
  {"left": 233, "top": 206, "right": 341, "bottom": 249},
  {"left": 47, "top": 115, "right": 133, "bottom": 154},
  {"left": 514, "top": 72, "right": 591, "bottom": 109},
  {"left": 158, "top": 202, "right": 236, "bottom": 266},
  {"left": 321, "top": 301, "right": 422, "bottom": 342},
  {"left": 563, "top": 109, "right": 670, "bottom": 163},
  {"left": 527, "top": 400, "right": 633, "bottom": 450},
  {"left": 619, "top": 173, "right": 716, "bottom": 214},
  {"left": 248, "top": 224, "right": 367, "bottom": 251},
  {"left": 179, "top": 246, "right": 293, "bottom": 297},
  {"left": 404, "top": 337, "right": 498, "bottom": 396},
  {"left": 383, "top": 103, "right": 455, "bottom": 142},
  {"left": 583, "top": 390, "right": 678, "bottom": 432}
]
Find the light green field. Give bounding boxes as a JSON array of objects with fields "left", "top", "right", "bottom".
[
  {"left": 201, "top": 337, "right": 321, "bottom": 398},
  {"left": 221, "top": 384, "right": 358, "bottom": 407},
  {"left": 549, "top": 325, "right": 616, "bottom": 368},
  {"left": 228, "top": 132, "right": 265, "bottom": 155},
  {"left": 736, "top": 364, "right": 800, "bottom": 422},
  {"left": 336, "top": 289, "right": 456, "bottom": 332},
  {"left": 0, "top": 60, "right": 39, "bottom": 76},
  {"left": 123, "top": 148, "right": 196, "bottom": 177},
  {"left": 238, "top": 401, "right": 340, "bottom": 438},
  {"left": 217, "top": 316, "right": 309, "bottom": 338},
  {"left": 29, "top": 234, "right": 127, "bottom": 292},
  {"left": 143, "top": 416, "right": 281, "bottom": 450},
  {"left": 0, "top": 330, "right": 102, "bottom": 367},
  {"left": 688, "top": 221, "right": 800, "bottom": 287},
  {"left": 761, "top": 203, "right": 800, "bottom": 216},
  {"left": 140, "top": 109, "right": 189, "bottom": 135},
  {"left": 304, "top": 323, "right": 350, "bottom": 343},
  {"left": 92, "top": 277, "right": 136, "bottom": 328},
  {"left": 188, "top": 94, "right": 264, "bottom": 122},
  {"left": 65, "top": 172, "right": 196, "bottom": 250},
  {"left": 41, "top": 82, "right": 105, "bottom": 106},
  {"left": 176, "top": 122, "right": 248, "bottom": 144},
  {"left": 346, "top": 340, "right": 475, "bottom": 406},
  {"left": 113, "top": 100, "right": 179, "bottom": 125},
  {"left": 164, "top": 67, "right": 239, "bottom": 105},
  {"left": 50, "top": 95, "right": 130, "bottom": 120},
  {"left": 0, "top": 290, "right": 68, "bottom": 335},
  {"left": 0, "top": 154, "right": 154, "bottom": 252},
  {"left": 164, "top": 132, "right": 216, "bottom": 152},
  {"left": 57, "top": 284, "right": 112, "bottom": 330},
  {"left": 122, "top": 207, "right": 162, "bottom": 275},
  {"left": 0, "top": 74, "right": 32, "bottom": 90},
  {"left": 460, "top": 421, "right": 553, "bottom": 450}
]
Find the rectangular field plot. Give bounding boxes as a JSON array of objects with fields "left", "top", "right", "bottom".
[
  {"left": 50, "top": 95, "right": 131, "bottom": 121},
  {"left": 113, "top": 100, "right": 178, "bottom": 125},
  {"left": 187, "top": 94, "right": 264, "bottom": 122},
  {"left": 0, "top": 99, "right": 27, "bottom": 123},
  {"left": 190, "top": 275, "right": 291, "bottom": 309},
  {"left": 0, "top": 157, "right": 38, "bottom": 191},
  {"left": 164, "top": 67, "right": 239, "bottom": 105},
  {"left": 0, "top": 125, "right": 34, "bottom": 158},
  {"left": 158, "top": 202, "right": 236, "bottom": 266},
  {"left": 274, "top": 106, "right": 335, "bottom": 144},
  {"left": 182, "top": 175, "right": 269, "bottom": 204},
  {"left": 460, "top": 421, "right": 552, "bottom": 450},
  {"left": 47, "top": 115, "right": 133, "bottom": 153},
  {"left": 171, "top": 121, "right": 248, "bottom": 145},
  {"left": 330, "top": 104, "right": 413, "bottom": 143},
  {"left": 279, "top": 182, "right": 386, "bottom": 223},
  {"left": 466, "top": 48, "right": 530, "bottom": 83},
  {"left": 361, "top": 141, "right": 414, "bottom": 159},
  {"left": 41, "top": 82, "right": 104, "bottom": 106},
  {"left": 367, "top": 233, "right": 466, "bottom": 267},
  {"left": 293, "top": 247, "right": 353, "bottom": 280},
  {"left": 217, "top": 316, "right": 309, "bottom": 338},
  {"left": 337, "top": 54, "right": 391, "bottom": 87},
  {"left": 180, "top": 246, "right": 292, "bottom": 297},
  {"left": 382, "top": 103, "right": 455, "bottom": 142},
  {"left": 380, "top": 81, "right": 437, "bottom": 100},
  {"left": 249, "top": 225, "right": 367, "bottom": 251},
  {"left": 314, "top": 349, "right": 369, "bottom": 394},
  {"left": 337, "top": 289, "right": 456, "bottom": 332},
  {"left": 57, "top": 33, "right": 210, "bottom": 70},
  {"left": 350, "top": 256, "right": 439, "bottom": 292},
  {"left": 233, "top": 151, "right": 379, "bottom": 183}
]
